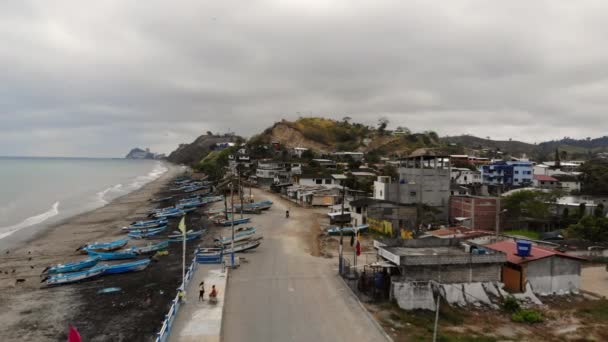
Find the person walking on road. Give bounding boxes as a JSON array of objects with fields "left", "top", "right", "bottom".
[{"left": 198, "top": 281, "right": 205, "bottom": 302}]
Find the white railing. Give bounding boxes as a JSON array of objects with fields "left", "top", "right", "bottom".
[{"left": 155, "top": 254, "right": 197, "bottom": 342}]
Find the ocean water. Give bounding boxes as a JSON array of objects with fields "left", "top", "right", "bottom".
[{"left": 0, "top": 157, "right": 168, "bottom": 244}]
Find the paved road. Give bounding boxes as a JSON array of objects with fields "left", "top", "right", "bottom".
[{"left": 222, "top": 189, "right": 387, "bottom": 342}]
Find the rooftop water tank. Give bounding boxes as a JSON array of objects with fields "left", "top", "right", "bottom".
[{"left": 516, "top": 240, "right": 532, "bottom": 257}]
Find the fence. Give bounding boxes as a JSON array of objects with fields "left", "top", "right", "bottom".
[
  {"left": 340, "top": 253, "right": 391, "bottom": 303},
  {"left": 155, "top": 254, "right": 198, "bottom": 342}
]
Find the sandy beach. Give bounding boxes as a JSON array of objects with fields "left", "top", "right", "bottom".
[{"left": 0, "top": 162, "right": 201, "bottom": 341}]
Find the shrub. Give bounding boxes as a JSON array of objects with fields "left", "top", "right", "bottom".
[
  {"left": 501, "top": 296, "right": 520, "bottom": 313},
  {"left": 511, "top": 309, "right": 543, "bottom": 324}
]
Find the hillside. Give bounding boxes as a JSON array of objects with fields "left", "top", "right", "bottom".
[
  {"left": 249, "top": 117, "right": 447, "bottom": 156},
  {"left": 441, "top": 135, "right": 537, "bottom": 156},
  {"left": 166, "top": 134, "right": 241, "bottom": 165}
]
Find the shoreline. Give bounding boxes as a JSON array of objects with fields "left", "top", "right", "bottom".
[
  {"left": 0, "top": 161, "right": 188, "bottom": 341},
  {"left": 0, "top": 161, "right": 181, "bottom": 252}
]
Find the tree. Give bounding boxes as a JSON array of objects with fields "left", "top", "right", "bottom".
[
  {"left": 554, "top": 148, "right": 561, "bottom": 169},
  {"left": 579, "top": 203, "right": 587, "bottom": 219},
  {"left": 595, "top": 203, "right": 605, "bottom": 218},
  {"left": 377, "top": 117, "right": 389, "bottom": 134},
  {"left": 396, "top": 126, "right": 411, "bottom": 134},
  {"left": 342, "top": 116, "right": 352, "bottom": 124},
  {"left": 502, "top": 190, "right": 551, "bottom": 220},
  {"left": 206, "top": 131, "right": 213, "bottom": 136},
  {"left": 560, "top": 150, "right": 568, "bottom": 161},
  {"left": 579, "top": 159, "right": 608, "bottom": 195},
  {"left": 301, "top": 149, "right": 315, "bottom": 160},
  {"left": 381, "top": 164, "right": 398, "bottom": 181},
  {"left": 567, "top": 215, "right": 608, "bottom": 242}
]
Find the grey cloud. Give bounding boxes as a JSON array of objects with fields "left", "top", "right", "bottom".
[{"left": 1, "top": 0, "right": 608, "bottom": 156}]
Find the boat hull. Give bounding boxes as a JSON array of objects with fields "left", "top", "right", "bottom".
[
  {"left": 41, "top": 265, "right": 107, "bottom": 287},
  {"left": 102, "top": 259, "right": 151, "bottom": 275}
]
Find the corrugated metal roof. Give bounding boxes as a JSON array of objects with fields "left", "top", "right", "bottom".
[{"left": 486, "top": 240, "right": 585, "bottom": 264}]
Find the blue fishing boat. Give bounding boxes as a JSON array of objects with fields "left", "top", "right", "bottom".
[
  {"left": 41, "top": 256, "right": 101, "bottom": 275},
  {"left": 219, "top": 217, "right": 251, "bottom": 226},
  {"left": 214, "top": 227, "right": 257, "bottom": 245},
  {"left": 102, "top": 259, "right": 151, "bottom": 275},
  {"left": 41, "top": 265, "right": 108, "bottom": 287},
  {"left": 130, "top": 218, "right": 168, "bottom": 227},
  {"left": 326, "top": 224, "right": 369, "bottom": 236},
  {"left": 133, "top": 241, "right": 169, "bottom": 254},
  {"left": 121, "top": 223, "right": 167, "bottom": 232},
  {"left": 127, "top": 226, "right": 166, "bottom": 239},
  {"left": 196, "top": 248, "right": 223, "bottom": 264},
  {"left": 168, "top": 229, "right": 205, "bottom": 242},
  {"left": 77, "top": 238, "right": 129, "bottom": 254},
  {"left": 85, "top": 248, "right": 138, "bottom": 260},
  {"left": 154, "top": 208, "right": 185, "bottom": 218}
]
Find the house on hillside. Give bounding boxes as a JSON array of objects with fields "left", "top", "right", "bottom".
[
  {"left": 333, "top": 151, "right": 364, "bottom": 161},
  {"left": 552, "top": 174, "right": 581, "bottom": 193},
  {"left": 533, "top": 175, "right": 559, "bottom": 190},
  {"left": 480, "top": 161, "right": 533, "bottom": 187},
  {"left": 296, "top": 173, "right": 344, "bottom": 188},
  {"left": 486, "top": 240, "right": 584, "bottom": 295},
  {"left": 451, "top": 167, "right": 481, "bottom": 185},
  {"left": 292, "top": 147, "right": 309, "bottom": 158}
]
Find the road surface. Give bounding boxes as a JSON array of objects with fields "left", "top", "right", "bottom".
[{"left": 222, "top": 189, "right": 388, "bottom": 342}]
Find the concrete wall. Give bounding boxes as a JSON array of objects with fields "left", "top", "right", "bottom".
[
  {"left": 449, "top": 196, "right": 498, "bottom": 231},
  {"left": 526, "top": 256, "right": 581, "bottom": 295},
  {"left": 399, "top": 264, "right": 502, "bottom": 283},
  {"left": 392, "top": 281, "right": 435, "bottom": 310}
]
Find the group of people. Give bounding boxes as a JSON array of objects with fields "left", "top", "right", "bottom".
[{"left": 199, "top": 281, "right": 218, "bottom": 303}]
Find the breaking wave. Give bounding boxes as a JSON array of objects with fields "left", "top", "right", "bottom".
[
  {"left": 0, "top": 201, "right": 60, "bottom": 240},
  {"left": 96, "top": 184, "right": 123, "bottom": 205},
  {"left": 127, "top": 162, "right": 168, "bottom": 190}
]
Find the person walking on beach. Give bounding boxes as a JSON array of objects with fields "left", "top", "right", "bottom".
[{"left": 199, "top": 281, "right": 205, "bottom": 302}]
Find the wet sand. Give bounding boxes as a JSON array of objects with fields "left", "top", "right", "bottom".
[{"left": 0, "top": 163, "right": 207, "bottom": 341}]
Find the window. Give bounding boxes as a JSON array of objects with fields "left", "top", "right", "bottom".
[
  {"left": 325, "top": 179, "right": 331, "bottom": 184},
  {"left": 315, "top": 179, "right": 322, "bottom": 184},
  {"left": 515, "top": 178, "right": 519, "bottom": 182},
  {"left": 514, "top": 170, "right": 519, "bottom": 174},
  {"left": 410, "top": 191, "right": 416, "bottom": 196}
]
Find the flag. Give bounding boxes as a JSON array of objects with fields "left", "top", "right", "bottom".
[
  {"left": 355, "top": 232, "right": 361, "bottom": 256},
  {"left": 178, "top": 215, "right": 186, "bottom": 235},
  {"left": 68, "top": 325, "right": 81, "bottom": 342}
]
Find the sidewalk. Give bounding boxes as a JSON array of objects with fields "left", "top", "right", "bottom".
[{"left": 169, "top": 264, "right": 228, "bottom": 342}]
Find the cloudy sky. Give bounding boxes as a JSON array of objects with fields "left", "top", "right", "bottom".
[{"left": 1, "top": 1, "right": 607, "bottom": 157}]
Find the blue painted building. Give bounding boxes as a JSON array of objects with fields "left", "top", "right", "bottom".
[{"left": 480, "top": 161, "right": 533, "bottom": 186}]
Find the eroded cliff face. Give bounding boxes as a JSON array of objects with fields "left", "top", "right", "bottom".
[{"left": 166, "top": 134, "right": 240, "bottom": 165}]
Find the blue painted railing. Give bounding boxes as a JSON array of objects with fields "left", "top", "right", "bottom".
[{"left": 155, "top": 254, "right": 197, "bottom": 342}]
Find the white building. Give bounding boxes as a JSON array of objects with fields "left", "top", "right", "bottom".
[
  {"left": 292, "top": 147, "right": 309, "bottom": 158},
  {"left": 451, "top": 167, "right": 481, "bottom": 185},
  {"left": 297, "top": 174, "right": 345, "bottom": 188}
]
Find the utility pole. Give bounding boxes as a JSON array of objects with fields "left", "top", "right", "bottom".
[
  {"left": 339, "top": 181, "right": 346, "bottom": 274},
  {"left": 432, "top": 292, "right": 441, "bottom": 342},
  {"left": 230, "top": 181, "right": 235, "bottom": 267},
  {"left": 238, "top": 166, "right": 244, "bottom": 219}
]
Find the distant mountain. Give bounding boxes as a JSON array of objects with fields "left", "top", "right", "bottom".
[
  {"left": 125, "top": 148, "right": 164, "bottom": 160},
  {"left": 166, "top": 133, "right": 242, "bottom": 165}
]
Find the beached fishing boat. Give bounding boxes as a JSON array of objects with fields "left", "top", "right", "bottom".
[
  {"left": 133, "top": 240, "right": 169, "bottom": 254},
  {"left": 201, "top": 195, "right": 223, "bottom": 203},
  {"left": 41, "top": 256, "right": 101, "bottom": 275},
  {"left": 85, "top": 248, "right": 138, "bottom": 260},
  {"left": 41, "top": 265, "right": 107, "bottom": 287},
  {"left": 196, "top": 248, "right": 223, "bottom": 264},
  {"left": 326, "top": 224, "right": 369, "bottom": 236},
  {"left": 102, "top": 258, "right": 151, "bottom": 275},
  {"left": 121, "top": 223, "right": 167, "bottom": 232},
  {"left": 127, "top": 226, "right": 167, "bottom": 239},
  {"left": 168, "top": 229, "right": 205, "bottom": 242},
  {"left": 77, "top": 238, "right": 129, "bottom": 254},
  {"left": 223, "top": 237, "right": 263, "bottom": 253},
  {"left": 214, "top": 227, "right": 257, "bottom": 245},
  {"left": 218, "top": 217, "right": 251, "bottom": 226},
  {"left": 130, "top": 218, "right": 168, "bottom": 228},
  {"left": 150, "top": 196, "right": 174, "bottom": 203},
  {"left": 154, "top": 208, "right": 185, "bottom": 218}
]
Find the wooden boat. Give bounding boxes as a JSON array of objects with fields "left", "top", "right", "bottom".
[
  {"left": 168, "top": 229, "right": 205, "bottom": 242},
  {"left": 219, "top": 217, "right": 251, "bottom": 226},
  {"left": 133, "top": 241, "right": 169, "bottom": 254},
  {"left": 85, "top": 248, "right": 138, "bottom": 260},
  {"left": 154, "top": 208, "right": 185, "bottom": 218},
  {"left": 77, "top": 238, "right": 128, "bottom": 254},
  {"left": 102, "top": 259, "right": 151, "bottom": 275},
  {"left": 326, "top": 224, "right": 370, "bottom": 236},
  {"left": 128, "top": 226, "right": 166, "bottom": 239},
  {"left": 150, "top": 196, "right": 174, "bottom": 203},
  {"left": 223, "top": 237, "right": 263, "bottom": 253},
  {"left": 196, "top": 248, "right": 224, "bottom": 264},
  {"left": 41, "top": 256, "right": 101, "bottom": 275},
  {"left": 201, "top": 195, "right": 223, "bottom": 203},
  {"left": 121, "top": 223, "right": 167, "bottom": 232},
  {"left": 41, "top": 265, "right": 107, "bottom": 287},
  {"left": 128, "top": 218, "right": 168, "bottom": 228},
  {"left": 214, "top": 227, "right": 257, "bottom": 245}
]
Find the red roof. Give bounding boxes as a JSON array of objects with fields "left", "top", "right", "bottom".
[
  {"left": 486, "top": 240, "right": 585, "bottom": 264},
  {"left": 533, "top": 174, "right": 558, "bottom": 182}
]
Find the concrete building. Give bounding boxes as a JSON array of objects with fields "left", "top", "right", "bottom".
[
  {"left": 286, "top": 185, "right": 342, "bottom": 207},
  {"left": 450, "top": 155, "right": 490, "bottom": 166},
  {"left": 374, "top": 238, "right": 507, "bottom": 310},
  {"left": 292, "top": 147, "right": 309, "bottom": 158},
  {"left": 254, "top": 160, "right": 291, "bottom": 186},
  {"left": 311, "top": 159, "right": 337, "bottom": 170},
  {"left": 480, "top": 161, "right": 533, "bottom": 187},
  {"left": 533, "top": 174, "right": 560, "bottom": 190},
  {"left": 552, "top": 174, "right": 581, "bottom": 193},
  {"left": 296, "top": 174, "right": 344, "bottom": 188},
  {"left": 373, "top": 151, "right": 451, "bottom": 220},
  {"left": 449, "top": 195, "right": 499, "bottom": 232},
  {"left": 451, "top": 167, "right": 481, "bottom": 185},
  {"left": 486, "top": 240, "right": 584, "bottom": 295},
  {"left": 333, "top": 151, "right": 364, "bottom": 161}
]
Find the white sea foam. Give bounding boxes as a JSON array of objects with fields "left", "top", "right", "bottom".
[
  {"left": 96, "top": 183, "right": 123, "bottom": 204},
  {"left": 127, "top": 162, "right": 168, "bottom": 190},
  {"left": 0, "top": 201, "right": 60, "bottom": 240}
]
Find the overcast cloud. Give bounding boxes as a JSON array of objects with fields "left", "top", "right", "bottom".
[{"left": 1, "top": 1, "right": 608, "bottom": 157}]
